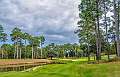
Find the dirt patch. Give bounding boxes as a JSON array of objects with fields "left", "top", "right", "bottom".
[{"left": 0, "top": 59, "right": 51, "bottom": 68}]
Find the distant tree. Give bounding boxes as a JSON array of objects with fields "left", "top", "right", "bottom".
[
  {"left": 100, "top": 0, "right": 112, "bottom": 60},
  {"left": 0, "top": 25, "right": 7, "bottom": 59},
  {"left": 10, "top": 27, "right": 22, "bottom": 59},
  {"left": 113, "top": 0, "right": 120, "bottom": 57},
  {"left": 29, "top": 36, "right": 40, "bottom": 59},
  {"left": 1, "top": 44, "right": 14, "bottom": 58},
  {"left": 22, "top": 32, "right": 30, "bottom": 59},
  {"left": 39, "top": 35, "right": 45, "bottom": 58}
]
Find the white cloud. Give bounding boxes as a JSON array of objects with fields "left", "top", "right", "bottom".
[{"left": 0, "top": 0, "right": 79, "bottom": 44}]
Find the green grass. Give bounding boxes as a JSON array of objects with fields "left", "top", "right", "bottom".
[
  {"left": 58, "top": 55, "right": 116, "bottom": 62},
  {"left": 58, "top": 57, "right": 94, "bottom": 62},
  {"left": 0, "top": 60, "right": 120, "bottom": 77}
]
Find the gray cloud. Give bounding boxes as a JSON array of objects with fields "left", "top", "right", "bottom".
[{"left": 0, "top": 0, "right": 80, "bottom": 44}]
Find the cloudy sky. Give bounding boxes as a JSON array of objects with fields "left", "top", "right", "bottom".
[{"left": 0, "top": 0, "right": 80, "bottom": 45}]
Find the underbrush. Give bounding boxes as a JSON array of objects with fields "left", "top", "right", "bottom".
[{"left": 87, "top": 57, "right": 120, "bottom": 64}]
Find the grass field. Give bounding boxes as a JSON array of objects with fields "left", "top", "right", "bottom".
[{"left": 0, "top": 59, "right": 120, "bottom": 77}]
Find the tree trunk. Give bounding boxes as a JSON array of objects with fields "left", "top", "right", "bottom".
[
  {"left": 17, "top": 45, "right": 19, "bottom": 59},
  {"left": 20, "top": 47, "right": 22, "bottom": 59},
  {"left": 113, "top": 0, "right": 120, "bottom": 57},
  {"left": 16, "top": 39, "right": 19, "bottom": 59},
  {"left": 1, "top": 47, "right": 3, "bottom": 59},
  {"left": 36, "top": 46, "right": 39, "bottom": 59},
  {"left": 117, "top": 2, "right": 120, "bottom": 56},
  {"left": 103, "top": 0, "right": 110, "bottom": 60},
  {"left": 1, "top": 42, "right": 3, "bottom": 59},
  {"left": 14, "top": 44, "right": 16, "bottom": 59},
  {"left": 25, "top": 40, "right": 27, "bottom": 59},
  {"left": 96, "top": 0, "right": 101, "bottom": 61},
  {"left": 87, "top": 44, "right": 90, "bottom": 61},
  {"left": 32, "top": 45, "right": 34, "bottom": 59},
  {"left": 40, "top": 44, "right": 43, "bottom": 59}
]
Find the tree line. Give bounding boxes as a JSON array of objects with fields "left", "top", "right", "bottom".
[
  {"left": 0, "top": 25, "right": 85, "bottom": 59},
  {"left": 76, "top": 0, "right": 120, "bottom": 61},
  {"left": 0, "top": 25, "right": 45, "bottom": 59}
]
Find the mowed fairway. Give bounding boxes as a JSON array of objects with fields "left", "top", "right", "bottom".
[{"left": 0, "top": 61, "right": 120, "bottom": 77}]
